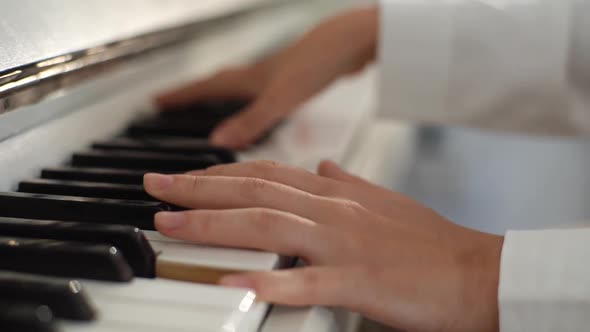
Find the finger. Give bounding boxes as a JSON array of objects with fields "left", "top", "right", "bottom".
[
  {"left": 318, "top": 159, "right": 422, "bottom": 209},
  {"left": 209, "top": 99, "right": 285, "bottom": 149},
  {"left": 317, "top": 160, "right": 370, "bottom": 186},
  {"left": 187, "top": 160, "right": 342, "bottom": 198},
  {"left": 155, "top": 208, "right": 322, "bottom": 260},
  {"left": 155, "top": 69, "right": 256, "bottom": 109},
  {"left": 186, "top": 161, "right": 404, "bottom": 219},
  {"left": 209, "top": 55, "right": 330, "bottom": 148},
  {"left": 144, "top": 173, "right": 348, "bottom": 225},
  {"left": 219, "top": 266, "right": 368, "bottom": 308}
]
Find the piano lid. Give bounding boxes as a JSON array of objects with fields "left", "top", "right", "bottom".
[{"left": 0, "top": 0, "right": 273, "bottom": 74}]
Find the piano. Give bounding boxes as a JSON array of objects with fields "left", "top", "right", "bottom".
[{"left": 0, "top": 1, "right": 414, "bottom": 331}]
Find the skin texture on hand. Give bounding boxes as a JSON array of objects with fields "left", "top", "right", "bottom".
[
  {"left": 155, "top": 6, "right": 379, "bottom": 149},
  {"left": 144, "top": 161, "right": 503, "bottom": 332}
]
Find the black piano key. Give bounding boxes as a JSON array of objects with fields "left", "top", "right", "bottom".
[
  {"left": 0, "top": 192, "right": 169, "bottom": 230},
  {"left": 42, "top": 167, "right": 147, "bottom": 185},
  {"left": 92, "top": 137, "right": 237, "bottom": 163},
  {"left": 71, "top": 150, "right": 221, "bottom": 172},
  {"left": 19, "top": 178, "right": 155, "bottom": 201},
  {"left": 159, "top": 99, "right": 249, "bottom": 119},
  {"left": 126, "top": 118, "right": 220, "bottom": 138},
  {"left": 0, "top": 302, "right": 56, "bottom": 332},
  {"left": 0, "top": 217, "right": 156, "bottom": 278},
  {"left": 0, "top": 237, "right": 134, "bottom": 282},
  {"left": 0, "top": 272, "right": 95, "bottom": 321},
  {"left": 129, "top": 98, "right": 249, "bottom": 139}
]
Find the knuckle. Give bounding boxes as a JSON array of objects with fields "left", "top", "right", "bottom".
[
  {"left": 239, "top": 177, "right": 272, "bottom": 199},
  {"left": 255, "top": 160, "right": 281, "bottom": 171},
  {"left": 252, "top": 160, "right": 282, "bottom": 175},
  {"left": 337, "top": 199, "right": 367, "bottom": 216},
  {"left": 189, "top": 175, "right": 204, "bottom": 194},
  {"left": 300, "top": 269, "right": 322, "bottom": 297}
]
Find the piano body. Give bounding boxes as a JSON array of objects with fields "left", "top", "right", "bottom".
[{"left": 0, "top": 1, "right": 414, "bottom": 331}]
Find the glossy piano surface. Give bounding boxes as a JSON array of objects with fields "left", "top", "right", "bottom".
[{"left": 0, "top": 0, "right": 277, "bottom": 74}]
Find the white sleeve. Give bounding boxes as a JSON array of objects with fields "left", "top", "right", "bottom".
[
  {"left": 377, "top": 0, "right": 590, "bottom": 136},
  {"left": 499, "top": 229, "right": 590, "bottom": 332}
]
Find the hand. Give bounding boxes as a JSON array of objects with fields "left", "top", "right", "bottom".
[
  {"left": 144, "top": 161, "right": 503, "bottom": 332},
  {"left": 155, "top": 7, "right": 378, "bottom": 149}
]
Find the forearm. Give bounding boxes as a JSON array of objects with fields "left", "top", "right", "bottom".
[{"left": 254, "top": 6, "right": 379, "bottom": 83}]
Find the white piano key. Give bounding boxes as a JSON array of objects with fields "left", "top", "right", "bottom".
[
  {"left": 83, "top": 278, "right": 253, "bottom": 308},
  {"left": 145, "top": 231, "right": 285, "bottom": 271},
  {"left": 61, "top": 278, "right": 264, "bottom": 332}
]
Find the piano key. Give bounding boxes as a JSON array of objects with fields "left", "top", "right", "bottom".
[
  {"left": 60, "top": 278, "right": 264, "bottom": 332},
  {"left": 92, "top": 137, "right": 237, "bottom": 163},
  {"left": 127, "top": 121, "right": 276, "bottom": 146},
  {"left": 0, "top": 217, "right": 156, "bottom": 278},
  {"left": 128, "top": 99, "right": 249, "bottom": 140},
  {"left": 0, "top": 192, "right": 169, "bottom": 230},
  {"left": 71, "top": 150, "right": 221, "bottom": 172},
  {"left": 0, "top": 216, "right": 276, "bottom": 285},
  {"left": 19, "top": 178, "right": 154, "bottom": 201},
  {"left": 144, "top": 231, "right": 290, "bottom": 284},
  {"left": 82, "top": 277, "right": 255, "bottom": 308},
  {"left": 126, "top": 118, "right": 220, "bottom": 139},
  {"left": 0, "top": 302, "right": 56, "bottom": 332},
  {"left": 0, "top": 237, "right": 134, "bottom": 282},
  {"left": 0, "top": 271, "right": 95, "bottom": 321},
  {"left": 159, "top": 99, "right": 249, "bottom": 119},
  {"left": 42, "top": 167, "right": 147, "bottom": 185}
]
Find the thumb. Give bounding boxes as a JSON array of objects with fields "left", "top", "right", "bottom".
[
  {"left": 219, "top": 266, "right": 360, "bottom": 308},
  {"left": 317, "top": 160, "right": 369, "bottom": 186}
]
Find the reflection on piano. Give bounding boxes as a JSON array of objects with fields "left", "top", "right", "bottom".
[{"left": 0, "top": 1, "right": 413, "bottom": 331}]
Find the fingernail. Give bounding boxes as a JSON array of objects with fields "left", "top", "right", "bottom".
[
  {"left": 144, "top": 173, "right": 174, "bottom": 190},
  {"left": 219, "top": 275, "right": 254, "bottom": 289},
  {"left": 155, "top": 212, "right": 187, "bottom": 230}
]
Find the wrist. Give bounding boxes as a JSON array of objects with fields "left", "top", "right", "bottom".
[
  {"left": 457, "top": 232, "right": 504, "bottom": 332},
  {"left": 480, "top": 234, "right": 503, "bottom": 332},
  {"left": 357, "top": 6, "right": 379, "bottom": 61},
  {"left": 345, "top": 6, "right": 379, "bottom": 71}
]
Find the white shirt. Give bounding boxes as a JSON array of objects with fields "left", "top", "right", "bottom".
[{"left": 378, "top": 0, "right": 590, "bottom": 331}]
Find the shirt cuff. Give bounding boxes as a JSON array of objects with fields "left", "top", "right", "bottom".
[{"left": 499, "top": 229, "right": 590, "bottom": 332}]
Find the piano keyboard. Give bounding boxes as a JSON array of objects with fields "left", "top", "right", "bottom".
[
  {"left": 1, "top": 270, "right": 264, "bottom": 332},
  {"left": 0, "top": 0, "right": 413, "bottom": 329},
  {"left": 0, "top": 6, "right": 390, "bottom": 327},
  {"left": 0, "top": 101, "right": 289, "bottom": 332},
  {"left": 0, "top": 65, "right": 387, "bottom": 331}
]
